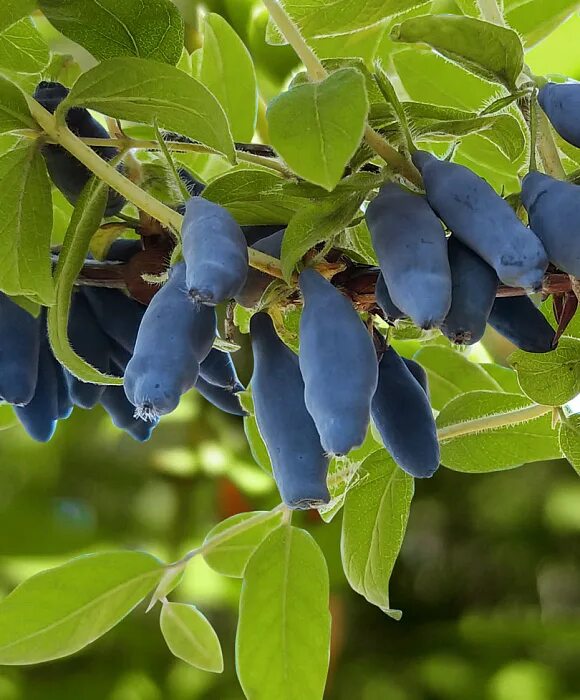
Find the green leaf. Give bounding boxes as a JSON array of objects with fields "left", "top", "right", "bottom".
[
  {"left": 0, "top": 18, "right": 50, "bottom": 75},
  {"left": 240, "top": 390, "right": 273, "bottom": 474},
  {"left": 454, "top": 0, "right": 481, "bottom": 16},
  {"left": 511, "top": 339, "right": 580, "bottom": 407},
  {"left": 39, "top": 0, "right": 184, "bottom": 65},
  {"left": 267, "top": 68, "right": 369, "bottom": 191},
  {"left": 268, "top": 0, "right": 430, "bottom": 42},
  {"left": 0, "top": 142, "right": 54, "bottom": 304},
  {"left": 335, "top": 221, "right": 378, "bottom": 265},
  {"left": 199, "top": 13, "right": 257, "bottom": 141},
  {"left": 391, "top": 15, "right": 524, "bottom": 88},
  {"left": 413, "top": 346, "right": 501, "bottom": 411},
  {"left": 281, "top": 172, "right": 381, "bottom": 280},
  {"left": 559, "top": 414, "right": 580, "bottom": 473},
  {"left": 505, "top": 0, "right": 580, "bottom": 48},
  {"left": 480, "top": 363, "right": 523, "bottom": 394},
  {"left": 202, "top": 169, "right": 301, "bottom": 225},
  {"left": 0, "top": 77, "right": 36, "bottom": 134},
  {"left": 61, "top": 57, "right": 235, "bottom": 161},
  {"left": 0, "top": 0, "right": 36, "bottom": 33},
  {"left": 203, "top": 510, "right": 284, "bottom": 578},
  {"left": 160, "top": 602, "right": 223, "bottom": 673},
  {"left": 340, "top": 450, "right": 413, "bottom": 618},
  {"left": 437, "top": 391, "right": 559, "bottom": 473},
  {"left": 0, "top": 404, "right": 16, "bottom": 431},
  {"left": 236, "top": 526, "right": 330, "bottom": 700},
  {"left": 0, "top": 551, "right": 164, "bottom": 665},
  {"left": 48, "top": 179, "right": 122, "bottom": 385}
]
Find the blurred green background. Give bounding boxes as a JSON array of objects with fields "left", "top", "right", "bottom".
[{"left": 2, "top": 1, "right": 580, "bottom": 698}]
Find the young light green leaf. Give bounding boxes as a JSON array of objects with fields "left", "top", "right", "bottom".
[
  {"left": 0, "top": 18, "right": 50, "bottom": 74},
  {"left": 48, "top": 178, "right": 123, "bottom": 385},
  {"left": 437, "top": 391, "right": 559, "bottom": 473},
  {"left": 160, "top": 603, "right": 223, "bottom": 673},
  {"left": 39, "top": 0, "right": 184, "bottom": 65},
  {"left": 236, "top": 526, "right": 330, "bottom": 700},
  {"left": 203, "top": 510, "right": 283, "bottom": 578},
  {"left": 200, "top": 13, "right": 258, "bottom": 142},
  {"left": 0, "top": 142, "right": 54, "bottom": 304},
  {"left": 280, "top": 172, "right": 381, "bottom": 280},
  {"left": 480, "top": 363, "right": 523, "bottom": 394},
  {"left": 559, "top": 414, "right": 580, "bottom": 473},
  {"left": 341, "top": 450, "right": 413, "bottom": 618},
  {"left": 0, "top": 404, "right": 16, "bottom": 431},
  {"left": 0, "top": 77, "right": 36, "bottom": 134},
  {"left": 413, "top": 346, "right": 501, "bottom": 411},
  {"left": 61, "top": 58, "right": 235, "bottom": 161},
  {"left": 0, "top": 0, "right": 36, "bottom": 33},
  {"left": 511, "top": 339, "right": 580, "bottom": 407},
  {"left": 202, "top": 169, "right": 301, "bottom": 225},
  {"left": 267, "top": 0, "right": 430, "bottom": 42},
  {"left": 391, "top": 15, "right": 524, "bottom": 88},
  {"left": 335, "top": 221, "right": 379, "bottom": 265},
  {"left": 505, "top": 0, "right": 580, "bottom": 48},
  {"left": 267, "top": 68, "right": 369, "bottom": 191},
  {"left": 0, "top": 551, "right": 164, "bottom": 665},
  {"left": 454, "top": 0, "right": 481, "bottom": 16}
]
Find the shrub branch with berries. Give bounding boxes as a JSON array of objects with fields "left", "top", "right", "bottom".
[{"left": 0, "top": 0, "right": 578, "bottom": 697}]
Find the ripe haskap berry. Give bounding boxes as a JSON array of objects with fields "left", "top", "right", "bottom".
[
  {"left": 299, "top": 269, "right": 378, "bottom": 456},
  {"left": 124, "top": 263, "right": 216, "bottom": 419},
  {"left": 441, "top": 237, "right": 499, "bottom": 345},
  {"left": 488, "top": 296, "right": 556, "bottom": 353},
  {"left": 235, "top": 229, "right": 284, "bottom": 309},
  {"left": 366, "top": 183, "right": 452, "bottom": 329},
  {"left": 182, "top": 198, "right": 248, "bottom": 305},
  {"left": 375, "top": 273, "right": 405, "bottom": 321},
  {"left": 402, "top": 357, "right": 429, "bottom": 396},
  {"left": 413, "top": 150, "right": 548, "bottom": 290},
  {"left": 521, "top": 171, "right": 580, "bottom": 278},
  {"left": 195, "top": 376, "right": 247, "bottom": 416},
  {"left": 33, "top": 81, "right": 125, "bottom": 217},
  {"left": 250, "top": 313, "right": 329, "bottom": 509},
  {"left": 54, "top": 357, "right": 73, "bottom": 420},
  {"left": 0, "top": 294, "right": 41, "bottom": 406},
  {"left": 83, "top": 288, "right": 145, "bottom": 354},
  {"left": 101, "top": 369, "right": 158, "bottom": 442},
  {"left": 242, "top": 224, "right": 286, "bottom": 247},
  {"left": 65, "top": 292, "right": 112, "bottom": 409},
  {"left": 199, "top": 348, "right": 244, "bottom": 393},
  {"left": 538, "top": 82, "right": 580, "bottom": 148},
  {"left": 372, "top": 347, "right": 439, "bottom": 478},
  {"left": 15, "top": 334, "right": 59, "bottom": 443}
]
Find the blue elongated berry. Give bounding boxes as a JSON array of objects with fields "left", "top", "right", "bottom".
[
  {"left": 195, "top": 377, "right": 247, "bottom": 416},
  {"left": 65, "top": 292, "right": 112, "bottom": 409},
  {"left": 243, "top": 224, "right": 286, "bottom": 247},
  {"left": 83, "top": 288, "right": 145, "bottom": 354},
  {"left": 366, "top": 183, "right": 452, "bottom": 328},
  {"left": 521, "top": 171, "right": 580, "bottom": 278},
  {"left": 199, "top": 348, "right": 244, "bottom": 392},
  {"left": 105, "top": 239, "right": 143, "bottom": 262},
  {"left": 54, "top": 359, "right": 73, "bottom": 420},
  {"left": 441, "top": 237, "right": 499, "bottom": 345},
  {"left": 250, "top": 313, "right": 330, "bottom": 509},
  {"left": 371, "top": 347, "right": 439, "bottom": 478},
  {"left": 235, "top": 229, "right": 284, "bottom": 309},
  {"left": 299, "top": 269, "right": 378, "bottom": 455},
  {"left": 0, "top": 294, "right": 41, "bottom": 405},
  {"left": 402, "top": 357, "right": 429, "bottom": 396},
  {"left": 413, "top": 151, "right": 548, "bottom": 290},
  {"left": 538, "top": 82, "right": 580, "bottom": 148},
  {"left": 33, "top": 81, "right": 125, "bottom": 217},
  {"left": 124, "top": 263, "right": 216, "bottom": 419},
  {"left": 182, "top": 198, "right": 249, "bottom": 305},
  {"left": 101, "top": 381, "right": 158, "bottom": 443},
  {"left": 178, "top": 168, "right": 205, "bottom": 197},
  {"left": 488, "top": 296, "right": 556, "bottom": 353},
  {"left": 15, "top": 335, "right": 58, "bottom": 442},
  {"left": 375, "top": 273, "right": 405, "bottom": 321}
]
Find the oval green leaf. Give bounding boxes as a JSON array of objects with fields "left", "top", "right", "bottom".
[
  {"left": 0, "top": 77, "right": 36, "bottom": 134},
  {"left": 0, "top": 551, "right": 164, "bottom": 665},
  {"left": 559, "top": 414, "right": 580, "bottom": 474},
  {"left": 39, "top": 0, "right": 184, "bottom": 65},
  {"left": 160, "top": 602, "right": 223, "bottom": 673},
  {"left": 0, "top": 18, "right": 50, "bottom": 75},
  {"left": 0, "top": 0, "right": 36, "bottom": 33},
  {"left": 267, "top": 68, "right": 369, "bottom": 191},
  {"left": 203, "top": 510, "right": 283, "bottom": 578},
  {"left": 62, "top": 57, "right": 235, "bottom": 161},
  {"left": 236, "top": 526, "right": 330, "bottom": 700},
  {"left": 340, "top": 450, "right": 413, "bottom": 618},
  {"left": 437, "top": 391, "right": 559, "bottom": 473},
  {"left": 391, "top": 15, "right": 524, "bottom": 88}
]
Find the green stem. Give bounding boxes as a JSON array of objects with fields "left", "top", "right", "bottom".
[
  {"left": 260, "top": 0, "right": 422, "bottom": 187},
  {"left": 476, "top": 0, "right": 505, "bottom": 25},
  {"left": 437, "top": 403, "right": 552, "bottom": 442}
]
